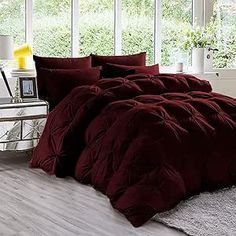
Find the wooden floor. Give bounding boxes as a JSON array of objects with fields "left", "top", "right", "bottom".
[{"left": 0, "top": 151, "right": 185, "bottom": 236}]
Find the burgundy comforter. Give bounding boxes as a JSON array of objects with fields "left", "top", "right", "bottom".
[{"left": 31, "top": 73, "right": 236, "bottom": 227}]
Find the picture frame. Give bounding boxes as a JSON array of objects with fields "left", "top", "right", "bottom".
[{"left": 19, "top": 77, "right": 38, "bottom": 99}]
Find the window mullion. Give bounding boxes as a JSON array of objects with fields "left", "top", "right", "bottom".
[
  {"left": 204, "top": 0, "right": 214, "bottom": 24},
  {"left": 25, "top": 0, "right": 33, "bottom": 45},
  {"left": 193, "top": 0, "right": 204, "bottom": 27},
  {"left": 71, "top": 0, "right": 79, "bottom": 57},
  {"left": 204, "top": 0, "right": 214, "bottom": 72},
  {"left": 154, "top": 0, "right": 161, "bottom": 64},
  {"left": 114, "top": 0, "right": 122, "bottom": 55}
]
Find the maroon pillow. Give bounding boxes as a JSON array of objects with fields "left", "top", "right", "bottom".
[
  {"left": 91, "top": 52, "right": 146, "bottom": 77},
  {"left": 104, "top": 63, "right": 160, "bottom": 78},
  {"left": 41, "top": 67, "right": 100, "bottom": 109},
  {"left": 33, "top": 55, "right": 92, "bottom": 98}
]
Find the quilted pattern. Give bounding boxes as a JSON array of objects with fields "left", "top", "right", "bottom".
[{"left": 31, "top": 73, "right": 236, "bottom": 226}]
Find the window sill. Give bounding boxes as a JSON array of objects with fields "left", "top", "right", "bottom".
[{"left": 160, "top": 66, "right": 236, "bottom": 80}]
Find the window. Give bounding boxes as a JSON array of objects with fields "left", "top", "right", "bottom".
[
  {"left": 161, "top": 0, "right": 192, "bottom": 67},
  {"left": 33, "top": 0, "right": 71, "bottom": 57},
  {"left": 79, "top": 0, "right": 114, "bottom": 56},
  {"left": 122, "top": 0, "right": 155, "bottom": 65},
  {"left": 0, "top": 0, "right": 25, "bottom": 46},
  {"left": 3, "top": 0, "right": 229, "bottom": 73},
  {"left": 212, "top": 0, "right": 236, "bottom": 68}
]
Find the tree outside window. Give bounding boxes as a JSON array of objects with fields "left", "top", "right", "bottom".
[
  {"left": 213, "top": 0, "right": 236, "bottom": 68},
  {"left": 33, "top": 0, "right": 71, "bottom": 57},
  {"left": 79, "top": 0, "right": 114, "bottom": 56},
  {"left": 8, "top": 0, "right": 236, "bottom": 70},
  {"left": 0, "top": 0, "right": 25, "bottom": 46}
]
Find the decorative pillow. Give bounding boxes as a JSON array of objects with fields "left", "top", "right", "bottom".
[
  {"left": 33, "top": 55, "right": 92, "bottom": 97},
  {"left": 103, "top": 68, "right": 135, "bottom": 78},
  {"left": 104, "top": 63, "right": 160, "bottom": 78},
  {"left": 91, "top": 52, "right": 146, "bottom": 77},
  {"left": 41, "top": 67, "right": 100, "bottom": 109}
]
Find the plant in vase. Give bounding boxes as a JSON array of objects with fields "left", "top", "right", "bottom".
[{"left": 183, "top": 20, "right": 216, "bottom": 73}]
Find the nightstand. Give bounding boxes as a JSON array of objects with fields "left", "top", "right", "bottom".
[{"left": 0, "top": 98, "right": 49, "bottom": 151}]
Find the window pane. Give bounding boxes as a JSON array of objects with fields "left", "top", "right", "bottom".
[
  {"left": 122, "top": 0, "right": 154, "bottom": 65},
  {"left": 162, "top": 0, "right": 192, "bottom": 67},
  {"left": 33, "top": 0, "right": 71, "bottom": 57},
  {"left": 79, "top": 0, "right": 114, "bottom": 56},
  {"left": 0, "top": 0, "right": 25, "bottom": 45},
  {"left": 213, "top": 0, "right": 236, "bottom": 68}
]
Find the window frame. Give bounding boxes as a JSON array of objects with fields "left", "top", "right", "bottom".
[
  {"left": 71, "top": 0, "right": 79, "bottom": 57},
  {"left": 114, "top": 0, "right": 122, "bottom": 55},
  {"left": 23, "top": 0, "right": 235, "bottom": 76},
  {"left": 25, "top": 0, "right": 33, "bottom": 45},
  {"left": 24, "top": 0, "right": 184, "bottom": 64}
]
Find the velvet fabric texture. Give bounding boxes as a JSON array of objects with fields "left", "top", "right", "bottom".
[
  {"left": 29, "top": 73, "right": 234, "bottom": 228},
  {"left": 91, "top": 52, "right": 146, "bottom": 77},
  {"left": 33, "top": 55, "right": 92, "bottom": 98},
  {"left": 104, "top": 63, "right": 160, "bottom": 78},
  {"left": 41, "top": 68, "right": 100, "bottom": 109}
]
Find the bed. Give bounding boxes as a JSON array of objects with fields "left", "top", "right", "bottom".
[{"left": 30, "top": 54, "right": 236, "bottom": 227}]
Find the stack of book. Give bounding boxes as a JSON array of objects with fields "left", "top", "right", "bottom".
[{"left": 11, "top": 69, "right": 36, "bottom": 77}]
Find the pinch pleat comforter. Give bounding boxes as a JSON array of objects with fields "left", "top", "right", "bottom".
[{"left": 30, "top": 74, "right": 236, "bottom": 227}]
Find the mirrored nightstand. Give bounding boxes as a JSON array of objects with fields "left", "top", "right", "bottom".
[{"left": 0, "top": 98, "right": 49, "bottom": 151}]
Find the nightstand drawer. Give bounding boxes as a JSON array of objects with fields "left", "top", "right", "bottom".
[
  {"left": 0, "top": 103, "right": 47, "bottom": 120},
  {"left": 0, "top": 121, "right": 21, "bottom": 142},
  {"left": 22, "top": 118, "right": 46, "bottom": 140}
]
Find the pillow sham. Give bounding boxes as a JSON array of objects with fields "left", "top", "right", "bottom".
[
  {"left": 91, "top": 52, "right": 146, "bottom": 67},
  {"left": 41, "top": 67, "right": 100, "bottom": 109},
  {"left": 33, "top": 55, "right": 92, "bottom": 98},
  {"left": 104, "top": 63, "right": 160, "bottom": 78},
  {"left": 91, "top": 52, "right": 146, "bottom": 77}
]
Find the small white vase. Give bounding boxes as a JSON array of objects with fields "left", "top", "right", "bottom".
[{"left": 192, "top": 48, "right": 204, "bottom": 74}]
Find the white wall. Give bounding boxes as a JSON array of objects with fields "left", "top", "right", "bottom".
[
  {"left": 0, "top": 59, "right": 35, "bottom": 98},
  {"left": 0, "top": 71, "right": 17, "bottom": 98},
  {"left": 197, "top": 73, "right": 236, "bottom": 98},
  {"left": 208, "top": 78, "right": 236, "bottom": 98}
]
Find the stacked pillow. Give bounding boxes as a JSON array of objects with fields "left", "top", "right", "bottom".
[
  {"left": 103, "top": 63, "right": 159, "bottom": 78},
  {"left": 34, "top": 52, "right": 159, "bottom": 109},
  {"left": 91, "top": 52, "right": 146, "bottom": 77},
  {"left": 91, "top": 52, "right": 146, "bottom": 67},
  {"left": 34, "top": 55, "right": 92, "bottom": 98},
  {"left": 40, "top": 68, "right": 100, "bottom": 108}
]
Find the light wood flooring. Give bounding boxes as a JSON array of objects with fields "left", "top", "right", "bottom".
[{"left": 0, "top": 151, "right": 185, "bottom": 236}]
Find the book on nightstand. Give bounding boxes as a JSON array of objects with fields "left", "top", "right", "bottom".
[{"left": 11, "top": 69, "right": 36, "bottom": 77}]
